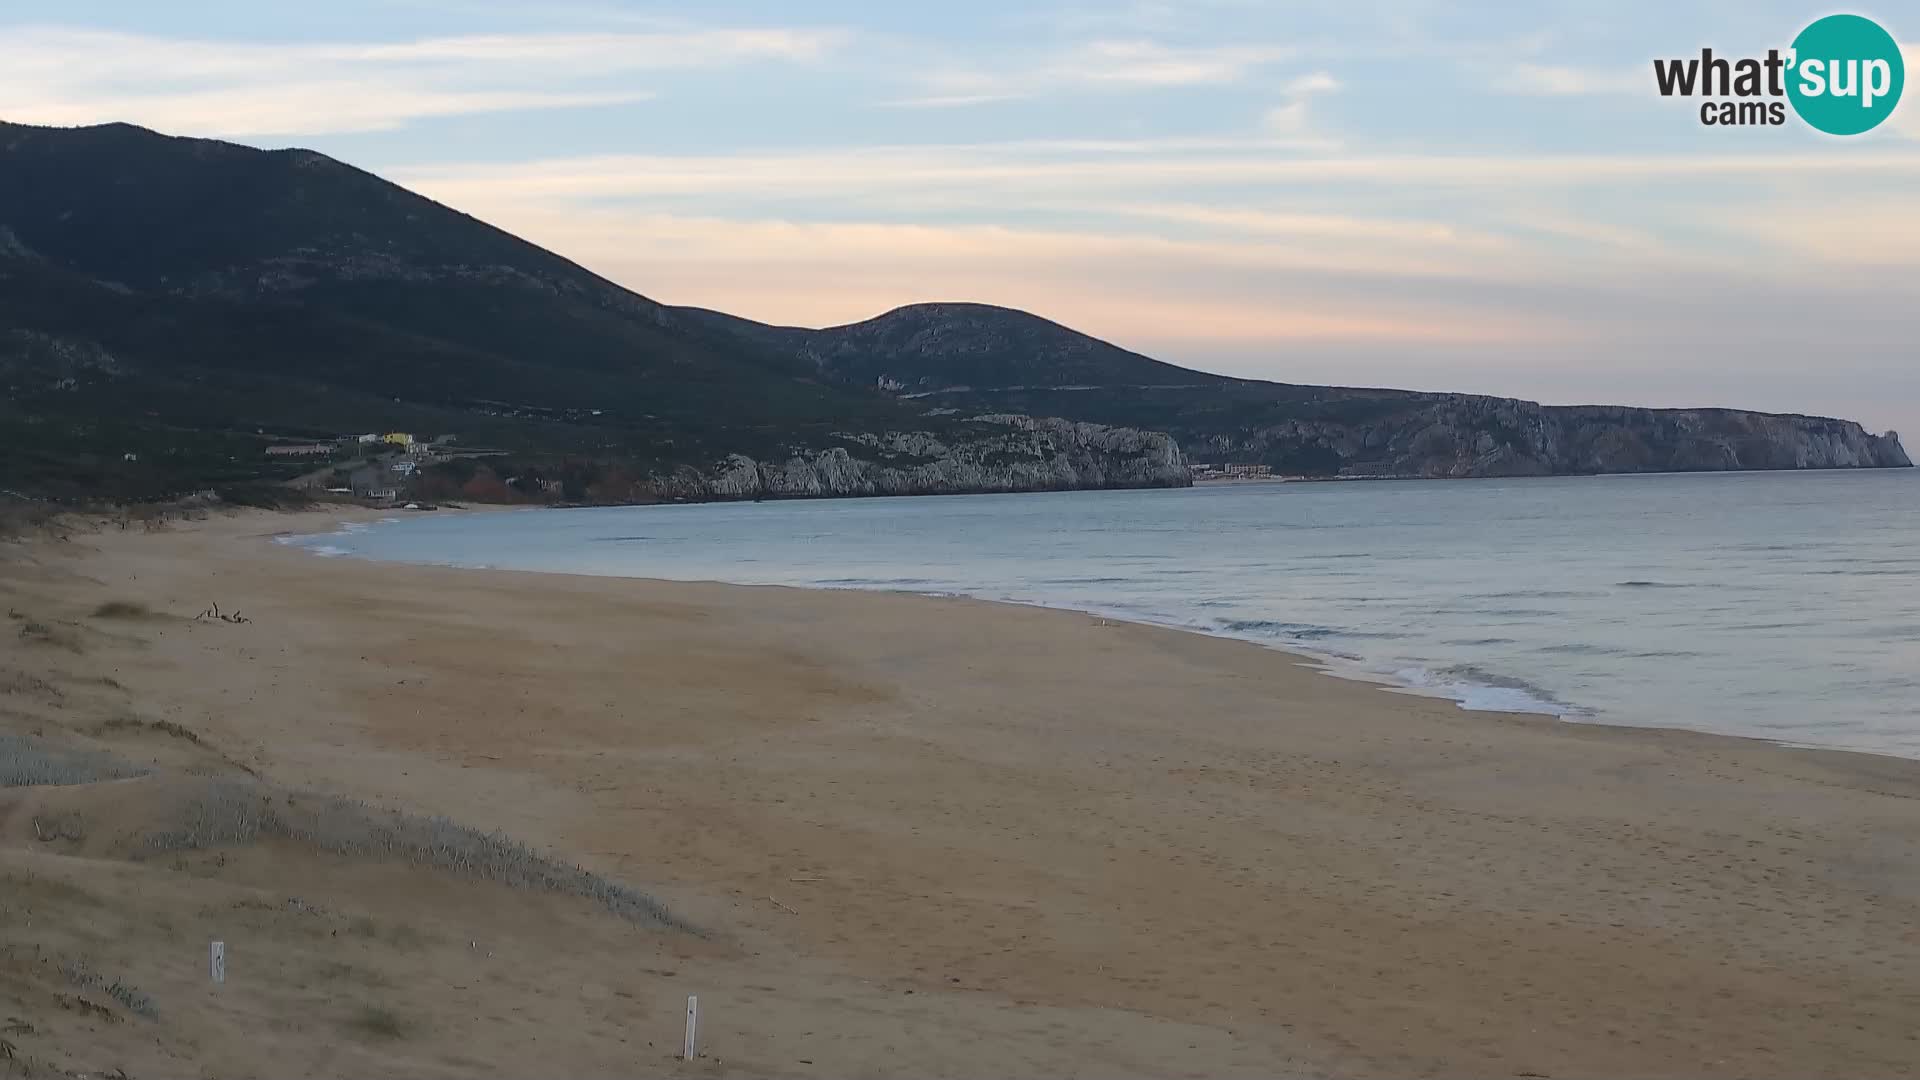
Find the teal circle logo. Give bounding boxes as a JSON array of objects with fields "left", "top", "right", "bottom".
[{"left": 1786, "top": 14, "right": 1905, "bottom": 135}]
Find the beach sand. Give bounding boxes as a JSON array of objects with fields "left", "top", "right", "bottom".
[{"left": 3, "top": 507, "right": 1918, "bottom": 1078}]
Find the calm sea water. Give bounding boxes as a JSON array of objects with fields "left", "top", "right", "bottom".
[{"left": 282, "top": 470, "right": 1920, "bottom": 758}]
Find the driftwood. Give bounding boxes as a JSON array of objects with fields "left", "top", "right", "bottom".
[{"left": 195, "top": 601, "right": 251, "bottom": 624}]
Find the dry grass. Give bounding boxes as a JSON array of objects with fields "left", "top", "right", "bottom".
[
  {"left": 143, "top": 780, "right": 681, "bottom": 928},
  {"left": 15, "top": 619, "right": 83, "bottom": 653},
  {"left": 31, "top": 812, "right": 88, "bottom": 843},
  {"left": 94, "top": 715, "right": 204, "bottom": 745},
  {"left": 60, "top": 957, "right": 158, "bottom": 1021},
  {"left": 0, "top": 672, "right": 63, "bottom": 700},
  {"left": 89, "top": 600, "right": 151, "bottom": 620},
  {"left": 345, "top": 1003, "right": 409, "bottom": 1041},
  {"left": 0, "top": 732, "right": 148, "bottom": 787},
  {"left": 316, "top": 961, "right": 393, "bottom": 989},
  {"left": 0, "top": 502, "right": 67, "bottom": 541}
]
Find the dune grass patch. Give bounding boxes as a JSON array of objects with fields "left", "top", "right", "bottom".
[
  {"left": 61, "top": 957, "right": 158, "bottom": 1021},
  {"left": 0, "top": 732, "right": 148, "bottom": 787},
  {"left": 144, "top": 780, "right": 682, "bottom": 928},
  {"left": 15, "top": 619, "right": 83, "bottom": 652},
  {"left": 94, "top": 714, "right": 203, "bottom": 745}
]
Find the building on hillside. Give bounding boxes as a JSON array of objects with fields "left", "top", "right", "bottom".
[
  {"left": 383, "top": 432, "right": 415, "bottom": 447},
  {"left": 356, "top": 433, "right": 381, "bottom": 444}
]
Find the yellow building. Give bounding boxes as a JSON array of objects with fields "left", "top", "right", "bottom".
[{"left": 382, "top": 432, "right": 415, "bottom": 447}]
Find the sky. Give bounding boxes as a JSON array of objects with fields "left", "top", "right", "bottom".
[{"left": 3, "top": 0, "right": 1918, "bottom": 438}]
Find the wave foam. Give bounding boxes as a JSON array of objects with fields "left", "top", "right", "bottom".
[{"left": 1389, "top": 663, "right": 1579, "bottom": 717}]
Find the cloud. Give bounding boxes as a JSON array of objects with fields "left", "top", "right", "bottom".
[
  {"left": 350, "top": 28, "right": 841, "bottom": 66},
  {"left": 1264, "top": 70, "right": 1340, "bottom": 137},
  {"left": 889, "top": 38, "right": 1297, "bottom": 107},
  {"left": 879, "top": 93, "right": 1026, "bottom": 110},
  {"left": 1283, "top": 71, "right": 1341, "bottom": 96},
  {"left": 11, "top": 84, "right": 653, "bottom": 138},
  {"left": 459, "top": 205, "right": 1571, "bottom": 346},
  {"left": 1070, "top": 40, "right": 1297, "bottom": 85},
  {"left": 1500, "top": 211, "right": 1661, "bottom": 252},
  {"left": 1725, "top": 198, "right": 1920, "bottom": 268},
  {"left": 1494, "top": 62, "right": 1643, "bottom": 96},
  {"left": 0, "top": 24, "right": 845, "bottom": 136},
  {"left": 389, "top": 143, "right": 1920, "bottom": 208},
  {"left": 1094, "top": 203, "right": 1510, "bottom": 250}
]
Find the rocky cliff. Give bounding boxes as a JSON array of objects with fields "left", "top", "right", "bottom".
[
  {"left": 1183, "top": 394, "right": 1910, "bottom": 478},
  {"left": 618, "top": 415, "right": 1188, "bottom": 500}
]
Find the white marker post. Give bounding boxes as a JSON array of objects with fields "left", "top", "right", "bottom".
[
  {"left": 683, "top": 995, "right": 699, "bottom": 1060},
  {"left": 209, "top": 941, "right": 226, "bottom": 985}
]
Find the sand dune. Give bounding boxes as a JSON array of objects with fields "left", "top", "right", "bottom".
[{"left": 3, "top": 507, "right": 1919, "bottom": 1078}]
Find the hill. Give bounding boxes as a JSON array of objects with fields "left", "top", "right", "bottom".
[
  {"left": 0, "top": 121, "right": 1184, "bottom": 502},
  {"left": 688, "top": 304, "right": 1911, "bottom": 478},
  {"left": 0, "top": 120, "right": 1906, "bottom": 505}
]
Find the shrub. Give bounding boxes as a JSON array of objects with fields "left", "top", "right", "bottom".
[
  {"left": 89, "top": 600, "right": 150, "bottom": 619},
  {"left": 347, "top": 1004, "right": 408, "bottom": 1040}
]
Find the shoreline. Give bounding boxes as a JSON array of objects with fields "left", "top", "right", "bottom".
[
  {"left": 156, "top": 508, "right": 1920, "bottom": 788},
  {"left": 6, "top": 507, "right": 1920, "bottom": 1077},
  {"left": 275, "top": 504, "right": 1920, "bottom": 768},
  {"left": 276, "top": 506, "right": 1583, "bottom": 717}
]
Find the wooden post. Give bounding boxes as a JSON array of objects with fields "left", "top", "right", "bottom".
[
  {"left": 683, "top": 995, "right": 698, "bottom": 1060},
  {"left": 210, "top": 941, "right": 226, "bottom": 985}
]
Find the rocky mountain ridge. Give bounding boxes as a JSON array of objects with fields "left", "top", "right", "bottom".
[
  {"left": 698, "top": 303, "right": 1909, "bottom": 478},
  {"left": 1182, "top": 396, "right": 1911, "bottom": 478},
  {"left": 1, "top": 120, "right": 1906, "bottom": 505}
]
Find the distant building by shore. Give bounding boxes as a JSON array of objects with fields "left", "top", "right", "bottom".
[{"left": 1189, "top": 462, "right": 1274, "bottom": 481}]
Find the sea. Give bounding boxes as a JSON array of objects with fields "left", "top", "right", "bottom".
[{"left": 280, "top": 469, "right": 1920, "bottom": 759}]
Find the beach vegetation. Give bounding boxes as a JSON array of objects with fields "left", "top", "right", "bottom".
[
  {"left": 0, "top": 732, "right": 148, "bottom": 787},
  {"left": 346, "top": 1004, "right": 409, "bottom": 1040},
  {"left": 89, "top": 600, "right": 151, "bottom": 619},
  {"left": 143, "top": 779, "right": 683, "bottom": 928}
]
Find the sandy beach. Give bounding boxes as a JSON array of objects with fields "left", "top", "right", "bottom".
[{"left": 3, "top": 507, "right": 1919, "bottom": 1078}]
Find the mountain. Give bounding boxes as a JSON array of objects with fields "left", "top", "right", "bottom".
[
  {"left": 689, "top": 303, "right": 1911, "bottom": 477},
  {"left": 0, "top": 121, "right": 1183, "bottom": 501},
  {"left": 689, "top": 302, "right": 1221, "bottom": 394},
  {"left": 0, "top": 121, "right": 1906, "bottom": 505}
]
